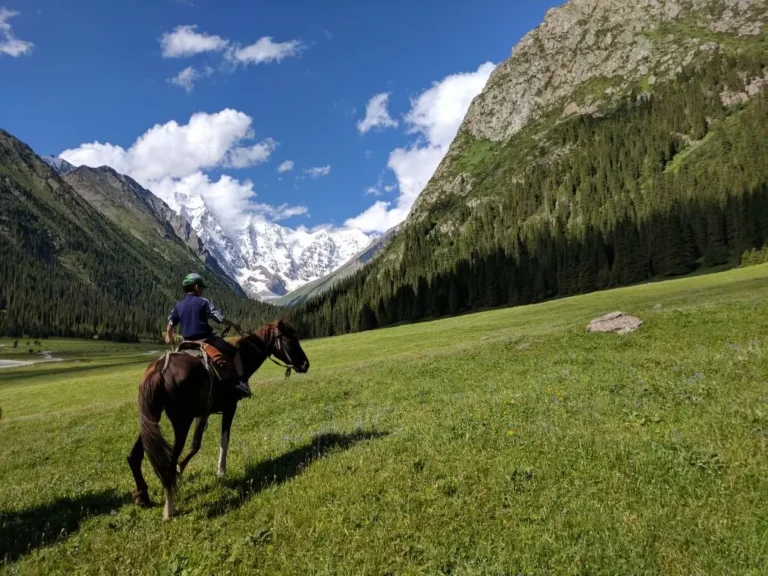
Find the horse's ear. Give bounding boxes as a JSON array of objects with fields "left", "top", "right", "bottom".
[{"left": 277, "top": 318, "right": 286, "bottom": 330}]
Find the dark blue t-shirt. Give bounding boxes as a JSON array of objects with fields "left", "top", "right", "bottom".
[{"left": 167, "top": 295, "right": 225, "bottom": 340}]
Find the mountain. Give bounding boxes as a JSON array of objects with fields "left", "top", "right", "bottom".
[
  {"left": 274, "top": 224, "right": 401, "bottom": 306},
  {"left": 156, "top": 186, "right": 373, "bottom": 300},
  {"left": 61, "top": 165, "right": 245, "bottom": 295},
  {"left": 0, "top": 129, "right": 275, "bottom": 340},
  {"left": 286, "top": 0, "right": 768, "bottom": 338},
  {"left": 42, "top": 155, "right": 76, "bottom": 175}
]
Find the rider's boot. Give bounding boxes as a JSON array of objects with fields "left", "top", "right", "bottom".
[
  {"left": 234, "top": 379, "right": 252, "bottom": 399},
  {"left": 232, "top": 352, "right": 252, "bottom": 399}
]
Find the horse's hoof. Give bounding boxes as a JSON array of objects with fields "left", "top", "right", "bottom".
[
  {"left": 163, "top": 509, "right": 180, "bottom": 521},
  {"left": 132, "top": 490, "right": 152, "bottom": 508}
]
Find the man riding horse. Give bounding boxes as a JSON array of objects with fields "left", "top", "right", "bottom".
[
  {"left": 165, "top": 272, "right": 251, "bottom": 399},
  {"left": 129, "top": 281, "right": 311, "bottom": 520}
]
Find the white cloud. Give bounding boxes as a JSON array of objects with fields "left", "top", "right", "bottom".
[
  {"left": 0, "top": 8, "right": 33, "bottom": 57},
  {"left": 384, "top": 184, "right": 396, "bottom": 192},
  {"left": 305, "top": 165, "right": 331, "bottom": 178},
  {"left": 228, "top": 37, "right": 304, "bottom": 65},
  {"left": 345, "top": 62, "right": 495, "bottom": 233},
  {"left": 168, "top": 65, "right": 215, "bottom": 92},
  {"left": 344, "top": 200, "right": 405, "bottom": 233},
  {"left": 224, "top": 138, "right": 278, "bottom": 168},
  {"left": 357, "top": 92, "right": 398, "bottom": 134},
  {"left": 277, "top": 160, "right": 294, "bottom": 173},
  {"left": 161, "top": 25, "right": 228, "bottom": 58},
  {"left": 59, "top": 109, "right": 300, "bottom": 232},
  {"left": 169, "top": 66, "right": 198, "bottom": 92},
  {"left": 365, "top": 186, "right": 382, "bottom": 196},
  {"left": 61, "top": 109, "right": 273, "bottom": 181}
]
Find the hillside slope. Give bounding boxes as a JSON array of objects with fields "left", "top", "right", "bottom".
[
  {"left": 288, "top": 0, "right": 768, "bottom": 338},
  {"left": 62, "top": 166, "right": 245, "bottom": 296},
  {"left": 0, "top": 129, "right": 275, "bottom": 339}
]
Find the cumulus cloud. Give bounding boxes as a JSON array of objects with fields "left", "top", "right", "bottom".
[
  {"left": 357, "top": 93, "right": 398, "bottom": 134},
  {"left": 61, "top": 109, "right": 276, "bottom": 181},
  {"left": 161, "top": 25, "right": 228, "bottom": 58},
  {"left": 0, "top": 8, "right": 33, "bottom": 57},
  {"left": 277, "top": 160, "right": 294, "bottom": 173},
  {"left": 59, "top": 109, "right": 302, "bottom": 232},
  {"left": 228, "top": 37, "right": 304, "bottom": 65},
  {"left": 345, "top": 62, "right": 495, "bottom": 233},
  {"left": 305, "top": 165, "right": 331, "bottom": 178}
]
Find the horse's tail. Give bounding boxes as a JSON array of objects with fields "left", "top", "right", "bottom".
[{"left": 138, "top": 360, "right": 176, "bottom": 490}]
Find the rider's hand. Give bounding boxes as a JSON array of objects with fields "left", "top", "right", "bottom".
[{"left": 164, "top": 334, "right": 172, "bottom": 345}]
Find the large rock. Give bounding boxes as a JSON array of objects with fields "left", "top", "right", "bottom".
[{"left": 586, "top": 312, "right": 643, "bottom": 334}]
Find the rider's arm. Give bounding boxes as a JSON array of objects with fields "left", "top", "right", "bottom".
[
  {"left": 165, "top": 306, "right": 179, "bottom": 344},
  {"left": 204, "top": 299, "right": 241, "bottom": 330}
]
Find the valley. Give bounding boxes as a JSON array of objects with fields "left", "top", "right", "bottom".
[{"left": 1, "top": 265, "right": 767, "bottom": 573}]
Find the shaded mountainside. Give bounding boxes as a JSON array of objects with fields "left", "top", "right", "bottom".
[
  {"left": 0, "top": 129, "right": 276, "bottom": 340},
  {"left": 286, "top": 0, "right": 768, "bottom": 338},
  {"left": 61, "top": 165, "right": 245, "bottom": 296}
]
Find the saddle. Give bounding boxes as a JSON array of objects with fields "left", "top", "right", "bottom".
[{"left": 169, "top": 340, "right": 233, "bottom": 385}]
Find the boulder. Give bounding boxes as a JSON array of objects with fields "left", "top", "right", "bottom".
[{"left": 586, "top": 312, "right": 643, "bottom": 335}]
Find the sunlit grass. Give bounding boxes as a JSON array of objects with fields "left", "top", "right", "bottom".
[{"left": 1, "top": 265, "right": 768, "bottom": 574}]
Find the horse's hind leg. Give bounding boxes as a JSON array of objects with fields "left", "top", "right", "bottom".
[
  {"left": 127, "top": 435, "right": 151, "bottom": 507},
  {"left": 177, "top": 417, "right": 208, "bottom": 476},
  {"left": 163, "top": 416, "right": 192, "bottom": 520}
]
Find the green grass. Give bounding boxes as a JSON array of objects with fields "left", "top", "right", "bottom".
[{"left": 2, "top": 266, "right": 768, "bottom": 574}]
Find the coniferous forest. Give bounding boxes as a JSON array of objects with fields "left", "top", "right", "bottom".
[{"left": 287, "top": 52, "right": 768, "bottom": 338}]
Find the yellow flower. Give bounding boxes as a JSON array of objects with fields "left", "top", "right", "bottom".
[{"left": 507, "top": 429, "right": 516, "bottom": 436}]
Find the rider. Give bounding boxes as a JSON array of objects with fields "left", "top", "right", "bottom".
[{"left": 165, "top": 273, "right": 252, "bottom": 399}]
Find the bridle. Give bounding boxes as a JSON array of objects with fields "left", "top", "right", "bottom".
[
  {"left": 225, "top": 325, "right": 297, "bottom": 378},
  {"left": 267, "top": 326, "right": 296, "bottom": 377}
]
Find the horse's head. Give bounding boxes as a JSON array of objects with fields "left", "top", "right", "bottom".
[{"left": 268, "top": 319, "right": 310, "bottom": 374}]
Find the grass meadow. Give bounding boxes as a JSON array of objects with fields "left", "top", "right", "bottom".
[{"left": 1, "top": 265, "right": 767, "bottom": 575}]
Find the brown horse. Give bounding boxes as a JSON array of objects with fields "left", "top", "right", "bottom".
[{"left": 127, "top": 319, "right": 310, "bottom": 520}]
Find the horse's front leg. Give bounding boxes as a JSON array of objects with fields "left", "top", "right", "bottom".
[
  {"left": 177, "top": 417, "right": 208, "bottom": 476},
  {"left": 217, "top": 406, "right": 236, "bottom": 478}
]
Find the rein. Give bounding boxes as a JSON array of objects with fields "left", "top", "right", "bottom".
[{"left": 233, "top": 326, "right": 295, "bottom": 378}]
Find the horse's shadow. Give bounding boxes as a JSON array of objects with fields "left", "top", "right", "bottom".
[
  {"left": 206, "top": 430, "right": 388, "bottom": 518},
  {"left": 0, "top": 489, "right": 125, "bottom": 565}
]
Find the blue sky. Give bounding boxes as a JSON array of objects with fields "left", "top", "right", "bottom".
[{"left": 1, "top": 0, "right": 561, "bottom": 234}]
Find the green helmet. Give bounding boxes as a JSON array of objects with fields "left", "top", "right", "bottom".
[{"left": 182, "top": 272, "right": 206, "bottom": 289}]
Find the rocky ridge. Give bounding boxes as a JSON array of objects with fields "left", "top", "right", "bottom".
[{"left": 409, "top": 0, "right": 767, "bottom": 219}]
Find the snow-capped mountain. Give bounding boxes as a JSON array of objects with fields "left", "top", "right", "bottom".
[
  {"left": 160, "top": 188, "right": 373, "bottom": 300},
  {"left": 45, "top": 155, "right": 374, "bottom": 300}
]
